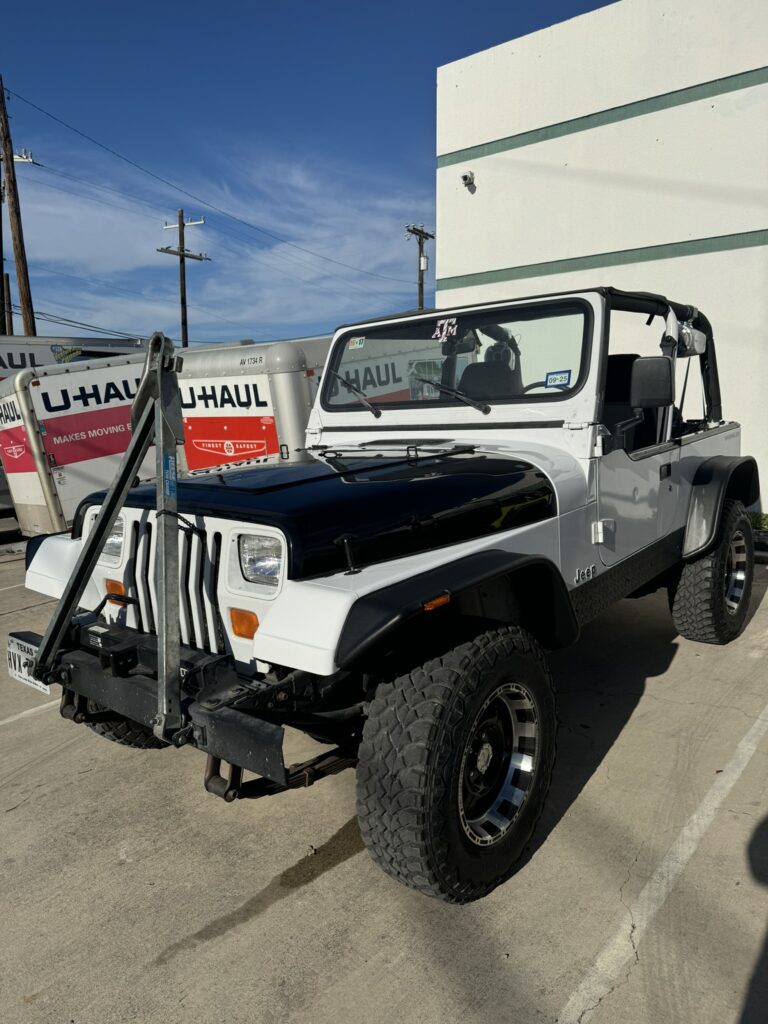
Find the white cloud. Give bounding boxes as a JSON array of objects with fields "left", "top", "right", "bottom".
[{"left": 8, "top": 144, "right": 435, "bottom": 342}]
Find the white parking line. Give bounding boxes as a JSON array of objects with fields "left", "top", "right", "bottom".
[
  {"left": 558, "top": 702, "right": 768, "bottom": 1024},
  {"left": 0, "top": 583, "right": 23, "bottom": 592},
  {"left": 0, "top": 698, "right": 59, "bottom": 727}
]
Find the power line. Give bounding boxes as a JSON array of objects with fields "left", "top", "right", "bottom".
[
  {"left": 36, "top": 163, "right": 170, "bottom": 215},
  {"left": 21, "top": 174, "right": 161, "bottom": 221},
  {"left": 11, "top": 302, "right": 144, "bottom": 338},
  {"left": 22, "top": 260, "right": 271, "bottom": 335},
  {"left": 7, "top": 87, "right": 413, "bottom": 287},
  {"left": 22, "top": 161, "right": 405, "bottom": 299}
]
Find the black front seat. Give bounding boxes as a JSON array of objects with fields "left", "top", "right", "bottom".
[{"left": 459, "top": 361, "right": 516, "bottom": 400}]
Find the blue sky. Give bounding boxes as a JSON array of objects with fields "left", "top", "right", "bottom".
[{"left": 1, "top": 1, "right": 614, "bottom": 342}]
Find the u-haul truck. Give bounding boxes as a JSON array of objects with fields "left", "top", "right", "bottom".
[{"left": 0, "top": 336, "right": 330, "bottom": 535}]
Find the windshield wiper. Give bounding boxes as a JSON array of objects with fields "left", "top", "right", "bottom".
[
  {"left": 328, "top": 370, "right": 381, "bottom": 418},
  {"left": 414, "top": 378, "right": 491, "bottom": 415}
]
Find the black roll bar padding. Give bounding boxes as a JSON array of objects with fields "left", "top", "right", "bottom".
[{"left": 33, "top": 333, "right": 170, "bottom": 684}]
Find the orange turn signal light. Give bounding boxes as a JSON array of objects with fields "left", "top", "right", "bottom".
[
  {"left": 105, "top": 579, "right": 126, "bottom": 604},
  {"left": 230, "top": 608, "right": 259, "bottom": 639},
  {"left": 422, "top": 592, "right": 451, "bottom": 612}
]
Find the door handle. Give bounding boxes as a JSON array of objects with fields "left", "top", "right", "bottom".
[{"left": 660, "top": 462, "right": 672, "bottom": 480}]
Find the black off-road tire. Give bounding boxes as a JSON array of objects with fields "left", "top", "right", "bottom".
[
  {"left": 670, "top": 498, "right": 754, "bottom": 644},
  {"left": 85, "top": 701, "right": 166, "bottom": 750},
  {"left": 356, "top": 626, "right": 556, "bottom": 903}
]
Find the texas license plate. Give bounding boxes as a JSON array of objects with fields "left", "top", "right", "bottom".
[{"left": 6, "top": 634, "right": 48, "bottom": 694}]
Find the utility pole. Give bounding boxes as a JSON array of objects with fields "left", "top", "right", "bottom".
[
  {"left": 157, "top": 208, "right": 209, "bottom": 347},
  {"left": 0, "top": 78, "right": 35, "bottom": 335},
  {"left": 2, "top": 275, "right": 12, "bottom": 335},
  {"left": 405, "top": 223, "right": 435, "bottom": 310},
  {"left": 0, "top": 147, "right": 6, "bottom": 334}
]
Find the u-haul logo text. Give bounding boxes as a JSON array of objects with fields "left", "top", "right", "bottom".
[
  {"left": 41, "top": 378, "right": 141, "bottom": 414},
  {"left": 0, "top": 400, "right": 21, "bottom": 426},
  {"left": 180, "top": 382, "right": 268, "bottom": 411}
]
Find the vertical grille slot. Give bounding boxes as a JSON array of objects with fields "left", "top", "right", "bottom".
[
  {"left": 202, "top": 531, "right": 223, "bottom": 655},
  {"left": 187, "top": 529, "right": 207, "bottom": 651},
  {"left": 177, "top": 529, "right": 192, "bottom": 647},
  {"left": 137, "top": 520, "right": 154, "bottom": 633},
  {"left": 121, "top": 512, "right": 223, "bottom": 655},
  {"left": 125, "top": 522, "right": 142, "bottom": 632}
]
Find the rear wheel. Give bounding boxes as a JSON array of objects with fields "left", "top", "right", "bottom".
[
  {"left": 85, "top": 700, "right": 166, "bottom": 749},
  {"left": 356, "top": 626, "right": 556, "bottom": 903},
  {"left": 670, "top": 499, "right": 754, "bottom": 644}
]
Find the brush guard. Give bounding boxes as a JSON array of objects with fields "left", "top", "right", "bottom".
[{"left": 32, "top": 332, "right": 187, "bottom": 742}]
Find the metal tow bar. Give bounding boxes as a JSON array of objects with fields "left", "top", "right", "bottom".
[{"left": 33, "top": 332, "right": 187, "bottom": 742}]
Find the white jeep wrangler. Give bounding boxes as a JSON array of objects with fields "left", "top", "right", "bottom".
[{"left": 9, "top": 287, "right": 760, "bottom": 903}]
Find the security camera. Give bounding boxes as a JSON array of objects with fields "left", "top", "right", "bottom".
[{"left": 461, "top": 171, "right": 475, "bottom": 187}]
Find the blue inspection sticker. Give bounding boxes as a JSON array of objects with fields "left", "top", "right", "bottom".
[
  {"left": 162, "top": 453, "right": 177, "bottom": 499},
  {"left": 545, "top": 370, "right": 571, "bottom": 388}
]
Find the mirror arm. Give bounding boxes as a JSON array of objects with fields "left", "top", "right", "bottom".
[{"left": 611, "top": 408, "right": 645, "bottom": 451}]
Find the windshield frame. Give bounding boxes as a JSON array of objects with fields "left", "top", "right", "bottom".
[{"left": 320, "top": 297, "right": 594, "bottom": 416}]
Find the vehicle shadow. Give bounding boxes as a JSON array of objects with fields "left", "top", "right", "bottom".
[
  {"left": 743, "top": 561, "right": 768, "bottom": 630},
  {"left": 519, "top": 567, "right": 768, "bottom": 869},
  {"left": 739, "top": 816, "right": 768, "bottom": 1023},
  {"left": 518, "top": 589, "right": 679, "bottom": 868}
]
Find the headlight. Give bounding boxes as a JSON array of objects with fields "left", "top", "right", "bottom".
[
  {"left": 100, "top": 516, "right": 124, "bottom": 563},
  {"left": 238, "top": 534, "right": 282, "bottom": 587}
]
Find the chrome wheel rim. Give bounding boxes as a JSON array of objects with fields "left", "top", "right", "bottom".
[
  {"left": 458, "top": 682, "right": 538, "bottom": 847},
  {"left": 724, "top": 529, "right": 748, "bottom": 615}
]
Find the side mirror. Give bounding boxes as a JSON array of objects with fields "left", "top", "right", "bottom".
[{"left": 630, "top": 356, "right": 674, "bottom": 409}]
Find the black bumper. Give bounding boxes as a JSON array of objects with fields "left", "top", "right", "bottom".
[{"left": 16, "top": 628, "right": 287, "bottom": 787}]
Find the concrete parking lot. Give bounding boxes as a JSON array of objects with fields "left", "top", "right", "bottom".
[{"left": 2, "top": 545, "right": 766, "bottom": 1024}]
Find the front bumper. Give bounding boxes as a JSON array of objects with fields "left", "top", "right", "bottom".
[{"left": 13, "top": 624, "right": 288, "bottom": 787}]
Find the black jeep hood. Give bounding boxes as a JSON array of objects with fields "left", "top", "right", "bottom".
[{"left": 82, "top": 450, "right": 556, "bottom": 579}]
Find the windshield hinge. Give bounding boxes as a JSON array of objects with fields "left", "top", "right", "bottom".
[{"left": 564, "top": 421, "right": 593, "bottom": 431}]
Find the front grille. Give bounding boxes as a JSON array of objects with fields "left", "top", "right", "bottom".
[{"left": 123, "top": 513, "right": 224, "bottom": 654}]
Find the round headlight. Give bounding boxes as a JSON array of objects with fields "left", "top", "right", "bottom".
[{"left": 239, "top": 534, "right": 283, "bottom": 587}]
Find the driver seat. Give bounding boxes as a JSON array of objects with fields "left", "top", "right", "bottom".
[
  {"left": 459, "top": 361, "right": 516, "bottom": 400},
  {"left": 459, "top": 340, "right": 521, "bottom": 399}
]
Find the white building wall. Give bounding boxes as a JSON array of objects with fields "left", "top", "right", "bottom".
[{"left": 436, "top": 0, "right": 768, "bottom": 494}]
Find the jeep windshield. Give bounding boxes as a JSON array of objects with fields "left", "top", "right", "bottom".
[{"left": 322, "top": 300, "right": 589, "bottom": 413}]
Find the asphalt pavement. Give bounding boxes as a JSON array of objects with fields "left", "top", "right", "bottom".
[{"left": 1, "top": 545, "right": 766, "bottom": 1024}]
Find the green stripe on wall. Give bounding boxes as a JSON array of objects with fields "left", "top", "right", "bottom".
[
  {"left": 435, "top": 230, "right": 768, "bottom": 292},
  {"left": 437, "top": 66, "right": 768, "bottom": 168}
]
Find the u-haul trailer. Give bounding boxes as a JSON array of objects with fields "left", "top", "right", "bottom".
[
  {"left": 0, "top": 336, "right": 330, "bottom": 535},
  {"left": 0, "top": 335, "right": 146, "bottom": 513},
  {"left": 0, "top": 334, "right": 145, "bottom": 377}
]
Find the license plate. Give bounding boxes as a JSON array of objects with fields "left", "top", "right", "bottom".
[{"left": 6, "top": 635, "right": 48, "bottom": 694}]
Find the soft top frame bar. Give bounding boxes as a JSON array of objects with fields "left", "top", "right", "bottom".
[{"left": 603, "top": 287, "right": 722, "bottom": 423}]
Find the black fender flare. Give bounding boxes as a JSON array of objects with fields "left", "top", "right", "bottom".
[
  {"left": 334, "top": 549, "right": 578, "bottom": 669},
  {"left": 683, "top": 455, "right": 760, "bottom": 560}
]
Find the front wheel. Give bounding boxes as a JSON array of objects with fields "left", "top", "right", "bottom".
[
  {"left": 670, "top": 499, "right": 754, "bottom": 644},
  {"left": 356, "top": 626, "right": 556, "bottom": 903}
]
